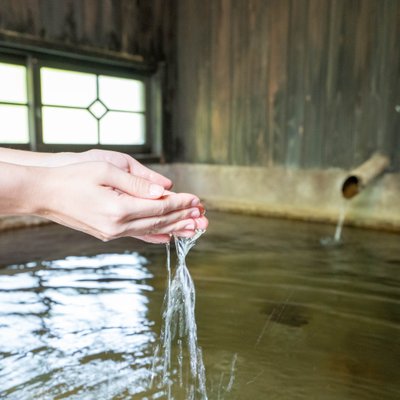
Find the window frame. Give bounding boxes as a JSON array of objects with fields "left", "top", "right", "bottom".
[
  {"left": 0, "top": 46, "right": 162, "bottom": 158},
  {"left": 0, "top": 52, "right": 33, "bottom": 149}
]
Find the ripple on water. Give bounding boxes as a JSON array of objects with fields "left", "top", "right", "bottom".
[{"left": 0, "top": 213, "right": 399, "bottom": 399}]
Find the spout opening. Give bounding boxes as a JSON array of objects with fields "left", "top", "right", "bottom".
[{"left": 342, "top": 175, "right": 360, "bottom": 199}]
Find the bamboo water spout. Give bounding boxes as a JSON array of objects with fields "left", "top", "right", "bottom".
[{"left": 341, "top": 153, "right": 390, "bottom": 199}]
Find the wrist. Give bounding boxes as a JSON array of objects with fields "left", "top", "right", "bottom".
[
  {"left": 26, "top": 166, "right": 55, "bottom": 216},
  {"left": 15, "top": 165, "right": 53, "bottom": 216},
  {"left": 43, "top": 152, "right": 80, "bottom": 167},
  {"left": 0, "top": 163, "right": 46, "bottom": 215}
]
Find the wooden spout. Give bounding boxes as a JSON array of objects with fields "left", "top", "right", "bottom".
[{"left": 342, "top": 153, "right": 389, "bottom": 199}]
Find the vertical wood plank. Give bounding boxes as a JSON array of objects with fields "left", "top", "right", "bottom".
[
  {"left": 0, "top": 0, "right": 167, "bottom": 61},
  {"left": 229, "top": 0, "right": 247, "bottom": 165},
  {"left": 267, "top": 0, "right": 289, "bottom": 166},
  {"left": 210, "top": 0, "right": 231, "bottom": 164},
  {"left": 249, "top": 0, "right": 270, "bottom": 166},
  {"left": 285, "top": 0, "right": 308, "bottom": 168},
  {"left": 302, "top": 0, "right": 330, "bottom": 168},
  {"left": 381, "top": 0, "right": 400, "bottom": 170}
]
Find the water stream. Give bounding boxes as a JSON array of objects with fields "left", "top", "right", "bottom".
[
  {"left": 151, "top": 230, "right": 208, "bottom": 399},
  {"left": 321, "top": 201, "right": 349, "bottom": 246},
  {"left": 333, "top": 201, "right": 348, "bottom": 242}
]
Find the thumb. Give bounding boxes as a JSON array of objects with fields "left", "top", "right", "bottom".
[{"left": 104, "top": 164, "right": 165, "bottom": 199}]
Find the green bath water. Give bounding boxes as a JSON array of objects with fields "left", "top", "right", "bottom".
[{"left": 0, "top": 212, "right": 399, "bottom": 399}]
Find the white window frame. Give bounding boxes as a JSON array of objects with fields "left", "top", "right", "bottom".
[{"left": 0, "top": 46, "right": 163, "bottom": 159}]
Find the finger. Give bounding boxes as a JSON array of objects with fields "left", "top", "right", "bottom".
[
  {"left": 167, "top": 195, "right": 205, "bottom": 215},
  {"left": 103, "top": 164, "right": 165, "bottom": 199},
  {"left": 171, "top": 229, "right": 197, "bottom": 238},
  {"left": 194, "top": 216, "right": 209, "bottom": 231},
  {"left": 133, "top": 234, "right": 171, "bottom": 244},
  {"left": 163, "top": 191, "right": 205, "bottom": 215},
  {"left": 119, "top": 192, "right": 200, "bottom": 219},
  {"left": 133, "top": 222, "right": 207, "bottom": 243},
  {"left": 127, "top": 157, "right": 173, "bottom": 189},
  {"left": 197, "top": 203, "right": 206, "bottom": 215},
  {"left": 125, "top": 217, "right": 197, "bottom": 237},
  {"left": 169, "top": 219, "right": 208, "bottom": 238},
  {"left": 123, "top": 206, "right": 200, "bottom": 229}
]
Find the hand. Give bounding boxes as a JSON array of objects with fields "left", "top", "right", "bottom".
[
  {"left": 0, "top": 148, "right": 208, "bottom": 243},
  {"left": 47, "top": 149, "right": 173, "bottom": 190},
  {"left": 65, "top": 150, "right": 207, "bottom": 243},
  {"left": 35, "top": 162, "right": 208, "bottom": 243},
  {"left": 0, "top": 148, "right": 172, "bottom": 191}
]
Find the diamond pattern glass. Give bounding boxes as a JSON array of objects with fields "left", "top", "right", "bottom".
[{"left": 88, "top": 100, "right": 108, "bottom": 119}]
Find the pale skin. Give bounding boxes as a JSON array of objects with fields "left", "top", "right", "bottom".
[{"left": 0, "top": 148, "right": 208, "bottom": 243}]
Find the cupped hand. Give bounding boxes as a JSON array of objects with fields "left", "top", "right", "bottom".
[
  {"left": 35, "top": 162, "right": 207, "bottom": 242},
  {"left": 49, "top": 149, "right": 172, "bottom": 190},
  {"left": 133, "top": 215, "right": 208, "bottom": 243}
]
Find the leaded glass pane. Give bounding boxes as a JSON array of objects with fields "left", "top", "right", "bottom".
[
  {"left": 0, "top": 104, "right": 29, "bottom": 143},
  {"left": 88, "top": 100, "right": 108, "bottom": 119},
  {"left": 99, "top": 112, "right": 145, "bottom": 145},
  {"left": 42, "top": 107, "right": 97, "bottom": 144},
  {"left": 41, "top": 68, "right": 97, "bottom": 108},
  {"left": 0, "top": 62, "right": 27, "bottom": 104},
  {"left": 98, "top": 76, "right": 145, "bottom": 112}
]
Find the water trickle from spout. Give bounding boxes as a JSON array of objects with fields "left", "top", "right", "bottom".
[
  {"left": 320, "top": 201, "right": 349, "bottom": 246},
  {"left": 334, "top": 201, "right": 347, "bottom": 242},
  {"left": 151, "top": 230, "right": 208, "bottom": 399}
]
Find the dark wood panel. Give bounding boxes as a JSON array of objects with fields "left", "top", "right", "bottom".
[
  {"left": 172, "top": 0, "right": 400, "bottom": 171},
  {"left": 302, "top": 0, "right": 330, "bottom": 169},
  {"left": 209, "top": 0, "right": 232, "bottom": 164},
  {"left": 173, "top": 0, "right": 212, "bottom": 162},
  {"left": 286, "top": 0, "right": 307, "bottom": 168},
  {"left": 1, "top": 0, "right": 399, "bottom": 170},
  {"left": 0, "top": 0, "right": 168, "bottom": 62}
]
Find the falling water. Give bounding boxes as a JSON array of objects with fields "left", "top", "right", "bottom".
[
  {"left": 333, "top": 201, "right": 347, "bottom": 242},
  {"left": 150, "top": 230, "right": 208, "bottom": 399},
  {"left": 320, "top": 201, "right": 349, "bottom": 246}
]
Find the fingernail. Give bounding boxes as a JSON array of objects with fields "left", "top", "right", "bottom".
[
  {"left": 191, "top": 198, "right": 200, "bottom": 206},
  {"left": 191, "top": 209, "right": 200, "bottom": 218},
  {"left": 149, "top": 184, "right": 164, "bottom": 197},
  {"left": 184, "top": 223, "right": 195, "bottom": 230}
]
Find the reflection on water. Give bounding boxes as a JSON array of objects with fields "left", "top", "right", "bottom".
[
  {"left": 0, "top": 253, "right": 156, "bottom": 399},
  {"left": 0, "top": 212, "right": 400, "bottom": 399}
]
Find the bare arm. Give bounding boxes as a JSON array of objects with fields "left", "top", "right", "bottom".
[
  {"left": 0, "top": 148, "right": 173, "bottom": 189},
  {"left": 0, "top": 147, "right": 62, "bottom": 167},
  {"left": 0, "top": 161, "right": 37, "bottom": 215},
  {"left": 0, "top": 160, "right": 207, "bottom": 243}
]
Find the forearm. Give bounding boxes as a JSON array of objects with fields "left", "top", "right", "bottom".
[
  {"left": 0, "top": 148, "right": 173, "bottom": 189},
  {"left": 0, "top": 161, "right": 43, "bottom": 215},
  {"left": 0, "top": 147, "right": 78, "bottom": 167}
]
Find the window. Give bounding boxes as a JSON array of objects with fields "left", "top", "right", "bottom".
[
  {"left": 0, "top": 50, "right": 160, "bottom": 156},
  {"left": 0, "top": 62, "right": 29, "bottom": 144}
]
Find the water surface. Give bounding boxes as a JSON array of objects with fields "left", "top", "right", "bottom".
[{"left": 0, "top": 212, "right": 399, "bottom": 399}]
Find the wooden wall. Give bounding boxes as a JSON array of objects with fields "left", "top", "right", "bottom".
[
  {"left": 0, "top": 0, "right": 171, "bottom": 64},
  {"left": 170, "top": 0, "right": 400, "bottom": 170},
  {"left": 1, "top": 1, "right": 399, "bottom": 170}
]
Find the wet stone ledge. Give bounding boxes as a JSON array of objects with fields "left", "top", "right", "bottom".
[{"left": 150, "top": 163, "right": 400, "bottom": 233}]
